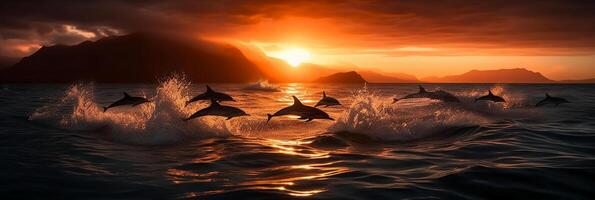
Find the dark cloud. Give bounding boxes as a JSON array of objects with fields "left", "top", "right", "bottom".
[{"left": 1, "top": 0, "right": 595, "bottom": 58}]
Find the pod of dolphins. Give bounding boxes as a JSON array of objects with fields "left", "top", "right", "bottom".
[{"left": 102, "top": 85, "right": 570, "bottom": 122}]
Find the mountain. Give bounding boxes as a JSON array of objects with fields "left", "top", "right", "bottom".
[
  {"left": 0, "top": 33, "right": 265, "bottom": 83},
  {"left": 314, "top": 71, "right": 367, "bottom": 83},
  {"left": 421, "top": 68, "right": 554, "bottom": 83},
  {"left": 357, "top": 70, "right": 418, "bottom": 83},
  {"left": 558, "top": 78, "right": 595, "bottom": 83}
]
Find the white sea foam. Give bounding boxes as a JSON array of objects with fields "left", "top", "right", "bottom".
[
  {"left": 29, "top": 75, "right": 240, "bottom": 145},
  {"left": 242, "top": 80, "right": 280, "bottom": 92},
  {"left": 328, "top": 86, "right": 535, "bottom": 141}
]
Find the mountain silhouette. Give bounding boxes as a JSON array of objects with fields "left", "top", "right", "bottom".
[
  {"left": 421, "top": 68, "right": 554, "bottom": 83},
  {"left": 314, "top": 71, "right": 367, "bottom": 83},
  {"left": 0, "top": 33, "right": 265, "bottom": 83}
]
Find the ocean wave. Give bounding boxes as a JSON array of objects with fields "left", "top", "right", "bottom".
[
  {"left": 28, "top": 75, "right": 239, "bottom": 145},
  {"left": 242, "top": 80, "right": 280, "bottom": 92},
  {"left": 328, "top": 86, "right": 536, "bottom": 141}
]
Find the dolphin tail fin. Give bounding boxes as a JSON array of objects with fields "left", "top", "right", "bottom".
[
  {"left": 418, "top": 85, "right": 426, "bottom": 93},
  {"left": 292, "top": 96, "right": 303, "bottom": 106},
  {"left": 266, "top": 114, "right": 273, "bottom": 123},
  {"left": 103, "top": 107, "right": 108, "bottom": 112},
  {"left": 323, "top": 91, "right": 327, "bottom": 98},
  {"left": 123, "top": 92, "right": 130, "bottom": 97}
]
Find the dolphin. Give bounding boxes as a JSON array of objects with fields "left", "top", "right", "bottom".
[
  {"left": 184, "top": 99, "right": 249, "bottom": 121},
  {"left": 475, "top": 90, "right": 506, "bottom": 103},
  {"left": 267, "top": 96, "right": 334, "bottom": 123},
  {"left": 536, "top": 93, "right": 570, "bottom": 107},
  {"left": 186, "top": 85, "right": 235, "bottom": 107},
  {"left": 314, "top": 91, "right": 341, "bottom": 107},
  {"left": 393, "top": 85, "right": 460, "bottom": 103},
  {"left": 103, "top": 92, "right": 150, "bottom": 112}
]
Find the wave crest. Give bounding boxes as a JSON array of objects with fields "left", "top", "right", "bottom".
[
  {"left": 329, "top": 88, "right": 491, "bottom": 141},
  {"left": 29, "top": 74, "right": 235, "bottom": 145}
]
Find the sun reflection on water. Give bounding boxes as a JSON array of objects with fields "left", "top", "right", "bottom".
[{"left": 234, "top": 139, "right": 348, "bottom": 197}]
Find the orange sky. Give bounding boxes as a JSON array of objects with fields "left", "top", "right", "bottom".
[{"left": 1, "top": 1, "right": 594, "bottom": 80}]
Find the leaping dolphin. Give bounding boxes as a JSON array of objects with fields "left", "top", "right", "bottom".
[
  {"left": 393, "top": 85, "right": 460, "bottom": 103},
  {"left": 267, "top": 96, "right": 334, "bottom": 123},
  {"left": 536, "top": 93, "right": 570, "bottom": 107},
  {"left": 186, "top": 85, "right": 235, "bottom": 107},
  {"left": 475, "top": 90, "right": 506, "bottom": 103},
  {"left": 103, "top": 92, "right": 150, "bottom": 112},
  {"left": 184, "top": 99, "right": 249, "bottom": 121},
  {"left": 314, "top": 91, "right": 341, "bottom": 107}
]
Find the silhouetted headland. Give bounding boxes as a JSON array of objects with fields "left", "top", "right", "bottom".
[
  {"left": 0, "top": 33, "right": 265, "bottom": 83},
  {"left": 313, "top": 71, "right": 367, "bottom": 83}
]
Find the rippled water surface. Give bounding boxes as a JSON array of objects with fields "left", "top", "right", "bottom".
[{"left": 1, "top": 78, "right": 594, "bottom": 199}]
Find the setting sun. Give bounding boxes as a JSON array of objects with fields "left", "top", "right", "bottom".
[{"left": 269, "top": 48, "right": 311, "bottom": 67}]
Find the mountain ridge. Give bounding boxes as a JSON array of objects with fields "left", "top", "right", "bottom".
[
  {"left": 313, "top": 71, "right": 367, "bottom": 83},
  {"left": 0, "top": 33, "right": 265, "bottom": 83},
  {"left": 421, "top": 68, "right": 555, "bottom": 83}
]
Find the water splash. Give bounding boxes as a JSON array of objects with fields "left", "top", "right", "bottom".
[
  {"left": 29, "top": 74, "right": 235, "bottom": 145},
  {"left": 329, "top": 88, "right": 493, "bottom": 141},
  {"left": 243, "top": 80, "right": 280, "bottom": 92}
]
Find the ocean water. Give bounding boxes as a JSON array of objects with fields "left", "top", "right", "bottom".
[{"left": 1, "top": 76, "right": 594, "bottom": 199}]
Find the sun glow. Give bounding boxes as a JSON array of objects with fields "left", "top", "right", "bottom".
[{"left": 269, "top": 48, "right": 311, "bottom": 67}]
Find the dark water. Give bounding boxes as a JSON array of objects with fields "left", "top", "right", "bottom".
[{"left": 1, "top": 80, "right": 594, "bottom": 199}]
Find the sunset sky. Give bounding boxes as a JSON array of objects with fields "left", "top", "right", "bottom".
[{"left": 1, "top": 0, "right": 594, "bottom": 80}]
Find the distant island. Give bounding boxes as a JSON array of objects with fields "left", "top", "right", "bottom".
[
  {"left": 422, "top": 68, "right": 554, "bottom": 83},
  {"left": 314, "top": 71, "right": 367, "bottom": 83}
]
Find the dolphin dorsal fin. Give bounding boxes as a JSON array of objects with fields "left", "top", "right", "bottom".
[
  {"left": 323, "top": 91, "right": 327, "bottom": 98},
  {"left": 546, "top": 93, "right": 551, "bottom": 98},
  {"left": 206, "top": 85, "right": 214, "bottom": 93},
  {"left": 488, "top": 90, "right": 493, "bottom": 95},
  {"left": 123, "top": 92, "right": 131, "bottom": 97},
  {"left": 418, "top": 85, "right": 427, "bottom": 93},
  {"left": 292, "top": 96, "right": 303, "bottom": 106}
]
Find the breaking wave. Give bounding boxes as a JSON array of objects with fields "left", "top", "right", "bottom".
[
  {"left": 329, "top": 85, "right": 537, "bottom": 141},
  {"left": 28, "top": 74, "right": 243, "bottom": 145},
  {"left": 242, "top": 80, "right": 280, "bottom": 92}
]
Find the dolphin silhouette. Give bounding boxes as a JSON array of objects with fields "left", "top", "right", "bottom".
[
  {"left": 475, "top": 90, "right": 506, "bottom": 103},
  {"left": 314, "top": 91, "right": 341, "bottom": 107},
  {"left": 103, "top": 92, "right": 150, "bottom": 112},
  {"left": 267, "top": 96, "right": 334, "bottom": 123},
  {"left": 536, "top": 93, "right": 570, "bottom": 107},
  {"left": 186, "top": 85, "right": 235, "bottom": 107},
  {"left": 184, "top": 99, "right": 249, "bottom": 121},
  {"left": 393, "top": 85, "right": 460, "bottom": 103}
]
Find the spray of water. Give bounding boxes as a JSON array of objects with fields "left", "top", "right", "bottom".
[
  {"left": 29, "top": 74, "right": 236, "bottom": 145},
  {"left": 329, "top": 87, "right": 496, "bottom": 141}
]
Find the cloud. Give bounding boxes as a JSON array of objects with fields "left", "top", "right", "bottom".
[{"left": 1, "top": 0, "right": 595, "bottom": 58}]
